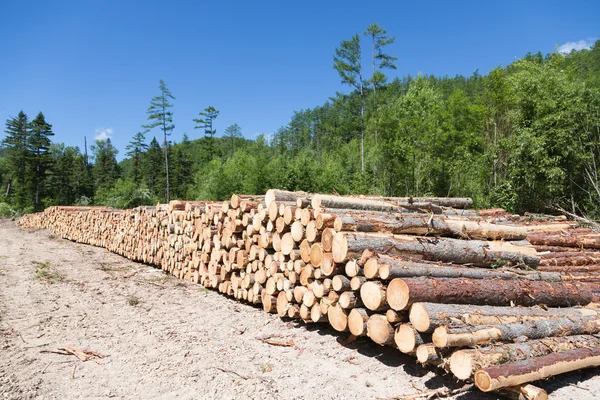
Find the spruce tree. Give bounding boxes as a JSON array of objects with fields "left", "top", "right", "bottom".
[
  {"left": 2, "top": 111, "right": 31, "bottom": 209},
  {"left": 125, "top": 131, "right": 148, "bottom": 185},
  {"left": 91, "top": 138, "right": 119, "bottom": 191},
  {"left": 144, "top": 137, "right": 165, "bottom": 199},
  {"left": 28, "top": 112, "right": 54, "bottom": 211}
]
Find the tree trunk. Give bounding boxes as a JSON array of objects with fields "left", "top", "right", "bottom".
[
  {"left": 432, "top": 316, "right": 600, "bottom": 348},
  {"left": 265, "top": 189, "right": 311, "bottom": 208},
  {"left": 409, "top": 302, "right": 598, "bottom": 333},
  {"left": 474, "top": 347, "right": 600, "bottom": 392},
  {"left": 449, "top": 334, "right": 600, "bottom": 380},
  {"left": 332, "top": 232, "right": 540, "bottom": 267},
  {"left": 333, "top": 214, "right": 527, "bottom": 240},
  {"left": 365, "top": 255, "right": 561, "bottom": 282},
  {"left": 528, "top": 233, "right": 600, "bottom": 249},
  {"left": 386, "top": 277, "right": 592, "bottom": 311}
]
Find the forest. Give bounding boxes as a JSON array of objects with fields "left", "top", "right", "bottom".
[{"left": 1, "top": 25, "right": 600, "bottom": 218}]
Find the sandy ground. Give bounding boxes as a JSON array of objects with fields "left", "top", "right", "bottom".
[{"left": 1, "top": 220, "right": 599, "bottom": 400}]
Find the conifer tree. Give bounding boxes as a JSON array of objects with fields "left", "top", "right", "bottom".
[
  {"left": 91, "top": 138, "right": 119, "bottom": 191},
  {"left": 194, "top": 106, "right": 219, "bottom": 160},
  {"left": 2, "top": 111, "right": 31, "bottom": 209},
  {"left": 143, "top": 80, "right": 175, "bottom": 202},
  {"left": 28, "top": 112, "right": 54, "bottom": 211},
  {"left": 125, "top": 131, "right": 148, "bottom": 185}
]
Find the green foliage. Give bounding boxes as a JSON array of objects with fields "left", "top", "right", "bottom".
[
  {"left": 3, "top": 33, "right": 600, "bottom": 220},
  {"left": 143, "top": 79, "right": 175, "bottom": 201},
  {"left": 94, "top": 179, "right": 158, "bottom": 209},
  {"left": 194, "top": 106, "right": 220, "bottom": 161},
  {"left": 91, "top": 138, "right": 120, "bottom": 191},
  {"left": 0, "top": 202, "right": 18, "bottom": 217},
  {"left": 34, "top": 261, "right": 62, "bottom": 281}
]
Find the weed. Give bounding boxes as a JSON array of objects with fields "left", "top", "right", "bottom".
[
  {"left": 127, "top": 294, "right": 142, "bottom": 306},
  {"left": 259, "top": 363, "right": 273, "bottom": 373},
  {"left": 198, "top": 287, "right": 210, "bottom": 293},
  {"left": 150, "top": 275, "right": 170, "bottom": 284},
  {"left": 34, "top": 262, "right": 62, "bottom": 281}
]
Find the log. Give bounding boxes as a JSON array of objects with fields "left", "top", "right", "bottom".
[
  {"left": 409, "top": 302, "right": 599, "bottom": 333},
  {"left": 394, "top": 324, "right": 430, "bottom": 354},
  {"left": 265, "top": 189, "right": 310, "bottom": 208},
  {"left": 312, "top": 194, "right": 399, "bottom": 212},
  {"left": 367, "top": 255, "right": 562, "bottom": 282},
  {"left": 332, "top": 232, "right": 540, "bottom": 267},
  {"left": 432, "top": 316, "right": 600, "bottom": 348},
  {"left": 360, "top": 281, "right": 388, "bottom": 311},
  {"left": 327, "top": 303, "right": 349, "bottom": 332},
  {"left": 528, "top": 232, "right": 600, "bottom": 249},
  {"left": 386, "top": 277, "right": 593, "bottom": 311},
  {"left": 415, "top": 344, "right": 445, "bottom": 366},
  {"left": 474, "top": 347, "right": 600, "bottom": 392},
  {"left": 333, "top": 214, "right": 527, "bottom": 240},
  {"left": 499, "top": 385, "right": 548, "bottom": 400},
  {"left": 366, "top": 314, "right": 396, "bottom": 346},
  {"left": 449, "top": 334, "right": 600, "bottom": 380},
  {"left": 348, "top": 308, "right": 370, "bottom": 337}
]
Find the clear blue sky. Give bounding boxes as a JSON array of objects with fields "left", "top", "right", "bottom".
[{"left": 1, "top": 0, "right": 598, "bottom": 159}]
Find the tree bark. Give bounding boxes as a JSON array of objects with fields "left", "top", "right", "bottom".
[
  {"left": 334, "top": 214, "right": 526, "bottom": 240},
  {"left": 475, "top": 347, "right": 600, "bottom": 392},
  {"left": 332, "top": 232, "right": 540, "bottom": 267},
  {"left": 265, "top": 189, "right": 311, "bottom": 208},
  {"left": 365, "top": 254, "right": 561, "bottom": 282},
  {"left": 409, "top": 302, "right": 599, "bottom": 333},
  {"left": 449, "top": 334, "right": 600, "bottom": 380},
  {"left": 386, "top": 277, "right": 592, "bottom": 311},
  {"left": 432, "top": 316, "right": 600, "bottom": 348}
]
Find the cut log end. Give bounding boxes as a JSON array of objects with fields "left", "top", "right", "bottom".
[
  {"left": 449, "top": 350, "right": 474, "bottom": 380},
  {"left": 360, "top": 281, "right": 387, "bottom": 311},
  {"left": 386, "top": 278, "right": 410, "bottom": 311},
  {"left": 409, "top": 303, "right": 430, "bottom": 332}
]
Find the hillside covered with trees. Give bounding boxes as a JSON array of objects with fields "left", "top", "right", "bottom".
[{"left": 2, "top": 25, "right": 600, "bottom": 218}]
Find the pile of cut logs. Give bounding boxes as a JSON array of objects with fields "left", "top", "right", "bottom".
[{"left": 18, "top": 189, "right": 600, "bottom": 399}]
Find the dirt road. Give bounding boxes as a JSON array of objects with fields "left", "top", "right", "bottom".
[{"left": 1, "top": 220, "right": 599, "bottom": 399}]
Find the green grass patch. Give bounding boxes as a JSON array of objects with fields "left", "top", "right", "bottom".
[{"left": 34, "top": 262, "right": 63, "bottom": 281}]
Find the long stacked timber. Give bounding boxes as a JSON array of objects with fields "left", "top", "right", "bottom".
[{"left": 16, "top": 191, "right": 600, "bottom": 399}]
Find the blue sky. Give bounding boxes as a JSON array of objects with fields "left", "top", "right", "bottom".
[{"left": 1, "top": 0, "right": 598, "bottom": 159}]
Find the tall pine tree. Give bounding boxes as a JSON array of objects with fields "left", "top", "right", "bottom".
[
  {"left": 143, "top": 80, "right": 175, "bottom": 202},
  {"left": 193, "top": 106, "right": 219, "bottom": 161}
]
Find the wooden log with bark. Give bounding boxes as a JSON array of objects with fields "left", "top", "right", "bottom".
[
  {"left": 386, "top": 277, "right": 592, "bottom": 311},
  {"left": 449, "top": 334, "right": 600, "bottom": 380},
  {"left": 409, "top": 302, "right": 599, "bottom": 333},
  {"left": 474, "top": 347, "right": 600, "bottom": 392},
  {"left": 332, "top": 232, "right": 540, "bottom": 267},
  {"left": 432, "top": 316, "right": 600, "bottom": 348}
]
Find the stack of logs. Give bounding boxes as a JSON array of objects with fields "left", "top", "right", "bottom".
[{"left": 17, "top": 189, "right": 600, "bottom": 400}]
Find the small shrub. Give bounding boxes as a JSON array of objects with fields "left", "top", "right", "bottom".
[
  {"left": 126, "top": 294, "right": 142, "bottom": 306},
  {"left": 34, "top": 262, "right": 63, "bottom": 281},
  {"left": 0, "top": 203, "right": 18, "bottom": 218}
]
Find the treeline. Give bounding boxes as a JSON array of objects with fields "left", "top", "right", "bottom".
[{"left": 2, "top": 26, "right": 600, "bottom": 217}]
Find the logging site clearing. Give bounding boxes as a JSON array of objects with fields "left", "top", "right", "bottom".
[
  {"left": 2, "top": 214, "right": 600, "bottom": 399},
  {"left": 0, "top": 219, "right": 474, "bottom": 400}
]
